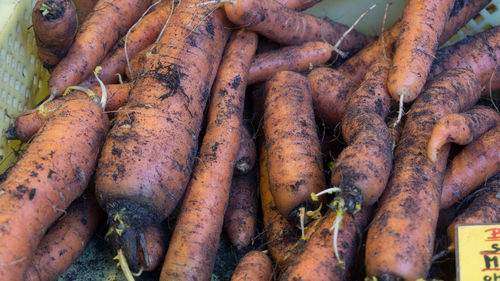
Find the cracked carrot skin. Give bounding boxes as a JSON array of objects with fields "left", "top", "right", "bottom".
[
  {"left": 365, "top": 69, "right": 481, "bottom": 281},
  {"left": 25, "top": 193, "right": 101, "bottom": 281},
  {"left": 0, "top": 98, "right": 108, "bottom": 281},
  {"left": 427, "top": 105, "right": 500, "bottom": 163},
  {"left": 231, "top": 251, "right": 272, "bottom": 281},
  {"left": 440, "top": 125, "right": 500, "bottom": 210}
]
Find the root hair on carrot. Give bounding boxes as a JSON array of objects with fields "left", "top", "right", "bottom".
[
  {"left": 329, "top": 208, "right": 346, "bottom": 266},
  {"left": 391, "top": 94, "right": 405, "bottom": 150}
]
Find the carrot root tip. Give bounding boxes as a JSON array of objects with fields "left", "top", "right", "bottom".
[{"left": 391, "top": 94, "right": 406, "bottom": 150}]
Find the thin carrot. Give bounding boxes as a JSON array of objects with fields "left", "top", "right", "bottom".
[
  {"left": 427, "top": 106, "right": 500, "bottom": 163},
  {"left": 231, "top": 251, "right": 272, "bottom": 281},
  {"left": 440, "top": 125, "right": 500, "bottom": 209},
  {"left": 234, "top": 125, "right": 256, "bottom": 175},
  {"left": 32, "top": 0, "right": 78, "bottom": 70},
  {"left": 365, "top": 69, "right": 481, "bottom": 280}
]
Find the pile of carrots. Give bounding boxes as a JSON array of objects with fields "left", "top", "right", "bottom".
[{"left": 1, "top": 0, "right": 499, "bottom": 280}]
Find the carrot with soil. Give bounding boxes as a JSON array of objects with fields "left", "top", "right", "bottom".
[
  {"left": 47, "top": 0, "right": 152, "bottom": 98},
  {"left": 74, "top": 0, "right": 98, "bottom": 23},
  {"left": 440, "top": 125, "right": 500, "bottom": 209},
  {"left": 25, "top": 192, "right": 101, "bottom": 281},
  {"left": 427, "top": 105, "right": 500, "bottom": 163},
  {"left": 365, "top": 68, "right": 481, "bottom": 281},
  {"left": 159, "top": 29, "right": 257, "bottom": 280},
  {"left": 0, "top": 96, "right": 109, "bottom": 281},
  {"left": 234, "top": 125, "right": 256, "bottom": 175},
  {"left": 32, "top": 0, "right": 78, "bottom": 70},
  {"left": 231, "top": 251, "right": 273, "bottom": 281}
]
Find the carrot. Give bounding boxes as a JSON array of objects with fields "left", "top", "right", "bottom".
[
  {"left": 25, "top": 192, "right": 101, "bottom": 281},
  {"left": 275, "top": 0, "right": 321, "bottom": 11},
  {"left": 95, "top": 2, "right": 232, "bottom": 276},
  {"left": 224, "top": 170, "right": 258, "bottom": 249},
  {"left": 0, "top": 97, "right": 109, "bottom": 281},
  {"left": 47, "top": 0, "right": 152, "bottom": 98},
  {"left": 280, "top": 207, "right": 370, "bottom": 281},
  {"left": 234, "top": 125, "right": 256, "bottom": 175},
  {"left": 6, "top": 83, "right": 131, "bottom": 142},
  {"left": 330, "top": 58, "right": 392, "bottom": 214},
  {"left": 387, "top": 0, "right": 455, "bottom": 103},
  {"left": 427, "top": 106, "right": 500, "bottom": 163},
  {"left": 231, "top": 251, "right": 272, "bottom": 281},
  {"left": 365, "top": 68, "right": 481, "bottom": 280},
  {"left": 447, "top": 173, "right": 500, "bottom": 249},
  {"left": 223, "top": 0, "right": 368, "bottom": 54},
  {"left": 73, "top": 0, "right": 98, "bottom": 23},
  {"left": 248, "top": 41, "right": 333, "bottom": 85},
  {"left": 440, "top": 125, "right": 500, "bottom": 209},
  {"left": 32, "top": 0, "right": 78, "bottom": 70},
  {"left": 79, "top": 0, "right": 174, "bottom": 87},
  {"left": 159, "top": 29, "right": 257, "bottom": 281},
  {"left": 264, "top": 71, "right": 325, "bottom": 222}
]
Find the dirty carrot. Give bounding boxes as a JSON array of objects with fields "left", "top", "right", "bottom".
[
  {"left": 440, "top": 125, "right": 500, "bottom": 209},
  {"left": 365, "top": 68, "right": 481, "bottom": 280},
  {"left": 159, "top": 29, "right": 257, "bottom": 281},
  {"left": 224, "top": 170, "right": 258, "bottom": 249},
  {"left": 32, "top": 0, "right": 78, "bottom": 70},
  {"left": 25, "top": 192, "right": 101, "bottom": 281},
  {"left": 427, "top": 105, "right": 500, "bottom": 163},
  {"left": 234, "top": 125, "right": 256, "bottom": 175},
  {"left": 231, "top": 251, "right": 272, "bottom": 281},
  {"left": 0, "top": 97, "right": 109, "bottom": 281},
  {"left": 73, "top": 0, "right": 98, "bottom": 23},
  {"left": 48, "top": 0, "right": 152, "bottom": 98}
]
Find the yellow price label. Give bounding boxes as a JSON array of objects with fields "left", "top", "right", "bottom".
[{"left": 456, "top": 224, "right": 500, "bottom": 281}]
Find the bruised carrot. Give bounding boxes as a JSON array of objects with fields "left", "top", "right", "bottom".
[
  {"left": 224, "top": 170, "right": 258, "bottom": 249},
  {"left": 387, "top": 0, "right": 455, "bottom": 103},
  {"left": 159, "top": 29, "right": 257, "bottom": 281},
  {"left": 73, "top": 0, "right": 98, "bottom": 23},
  {"left": 95, "top": 2, "right": 232, "bottom": 276},
  {"left": 264, "top": 71, "right": 325, "bottom": 221},
  {"left": 440, "top": 125, "right": 500, "bottom": 209},
  {"left": 0, "top": 97, "right": 108, "bottom": 281},
  {"left": 330, "top": 58, "right": 392, "bottom": 214},
  {"left": 6, "top": 83, "right": 131, "bottom": 142},
  {"left": 25, "top": 192, "right": 101, "bottom": 281},
  {"left": 79, "top": 0, "right": 174, "bottom": 87},
  {"left": 248, "top": 41, "right": 333, "bottom": 85},
  {"left": 223, "top": 0, "right": 368, "bottom": 54},
  {"left": 234, "top": 125, "right": 256, "bottom": 175},
  {"left": 447, "top": 174, "right": 500, "bottom": 249},
  {"left": 48, "top": 0, "right": 152, "bottom": 97},
  {"left": 365, "top": 69, "right": 481, "bottom": 280},
  {"left": 427, "top": 106, "right": 500, "bottom": 163},
  {"left": 280, "top": 208, "right": 370, "bottom": 281},
  {"left": 231, "top": 251, "right": 272, "bottom": 281},
  {"left": 32, "top": 0, "right": 78, "bottom": 70}
]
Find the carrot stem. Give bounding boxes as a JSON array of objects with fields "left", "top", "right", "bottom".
[{"left": 115, "top": 249, "right": 135, "bottom": 281}]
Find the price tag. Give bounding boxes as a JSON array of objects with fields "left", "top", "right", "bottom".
[{"left": 456, "top": 224, "right": 500, "bottom": 281}]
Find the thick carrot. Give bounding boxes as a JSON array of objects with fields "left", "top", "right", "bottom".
[
  {"left": 79, "top": 0, "right": 174, "bottom": 87},
  {"left": 387, "top": 0, "right": 455, "bottom": 103},
  {"left": 48, "top": 0, "right": 152, "bottom": 97},
  {"left": 234, "top": 125, "right": 256, "bottom": 175},
  {"left": 248, "top": 41, "right": 333, "bottom": 85},
  {"left": 224, "top": 170, "right": 258, "bottom": 249},
  {"left": 365, "top": 69, "right": 481, "bottom": 280},
  {"left": 32, "top": 0, "right": 78, "bottom": 70},
  {"left": 280, "top": 208, "right": 370, "bottom": 281},
  {"left": 447, "top": 174, "right": 500, "bottom": 248},
  {"left": 440, "top": 125, "right": 500, "bottom": 209},
  {"left": 73, "top": 0, "right": 98, "bottom": 23},
  {"left": 159, "top": 29, "right": 257, "bottom": 281},
  {"left": 427, "top": 106, "right": 500, "bottom": 163},
  {"left": 6, "top": 83, "right": 131, "bottom": 142},
  {"left": 331, "top": 58, "right": 392, "bottom": 214},
  {"left": 0, "top": 97, "right": 108, "bottom": 281},
  {"left": 231, "top": 251, "right": 272, "bottom": 281},
  {"left": 223, "top": 0, "right": 368, "bottom": 53},
  {"left": 264, "top": 71, "right": 325, "bottom": 221},
  {"left": 25, "top": 192, "right": 101, "bottom": 281}
]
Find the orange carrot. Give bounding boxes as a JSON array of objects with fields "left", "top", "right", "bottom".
[
  {"left": 234, "top": 125, "right": 256, "bottom": 175},
  {"left": 32, "top": 0, "right": 78, "bottom": 70},
  {"left": 0, "top": 97, "right": 109, "bottom": 281},
  {"left": 427, "top": 105, "right": 500, "bottom": 163},
  {"left": 25, "top": 192, "right": 101, "bottom": 281},
  {"left": 365, "top": 69, "right": 481, "bottom": 280},
  {"left": 440, "top": 125, "right": 500, "bottom": 209},
  {"left": 231, "top": 251, "right": 272, "bottom": 281},
  {"left": 74, "top": 0, "right": 98, "bottom": 23},
  {"left": 48, "top": 0, "right": 152, "bottom": 97}
]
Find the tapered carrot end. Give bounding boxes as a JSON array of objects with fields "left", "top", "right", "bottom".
[{"left": 427, "top": 149, "right": 438, "bottom": 163}]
